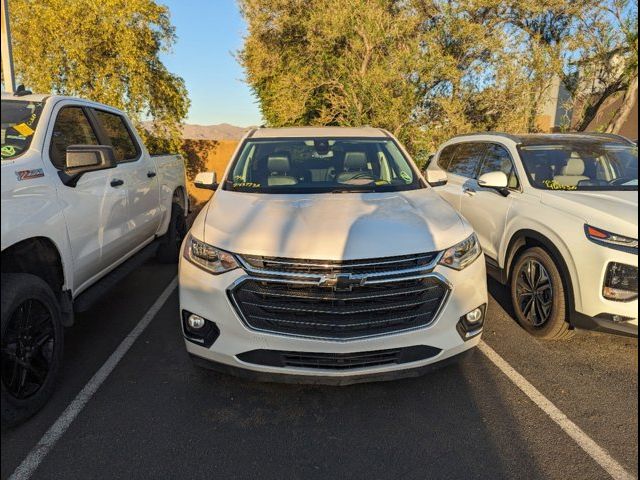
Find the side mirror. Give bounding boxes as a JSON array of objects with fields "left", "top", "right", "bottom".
[
  {"left": 425, "top": 169, "right": 448, "bottom": 187},
  {"left": 194, "top": 171, "right": 218, "bottom": 190},
  {"left": 58, "top": 145, "right": 117, "bottom": 187},
  {"left": 478, "top": 171, "right": 510, "bottom": 196}
]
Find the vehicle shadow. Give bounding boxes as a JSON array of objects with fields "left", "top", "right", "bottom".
[{"left": 487, "top": 276, "right": 517, "bottom": 321}]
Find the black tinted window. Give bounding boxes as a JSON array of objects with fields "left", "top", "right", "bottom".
[
  {"left": 479, "top": 143, "right": 519, "bottom": 188},
  {"left": 49, "top": 107, "right": 99, "bottom": 169},
  {"left": 437, "top": 145, "right": 458, "bottom": 170},
  {"left": 93, "top": 110, "right": 139, "bottom": 162},
  {"left": 447, "top": 143, "right": 485, "bottom": 178}
]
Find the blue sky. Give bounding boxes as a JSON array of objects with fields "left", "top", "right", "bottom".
[{"left": 160, "top": 1, "right": 263, "bottom": 127}]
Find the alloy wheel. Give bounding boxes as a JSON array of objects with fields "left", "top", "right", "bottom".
[
  {"left": 515, "top": 259, "right": 553, "bottom": 327},
  {"left": 1, "top": 299, "right": 55, "bottom": 400}
]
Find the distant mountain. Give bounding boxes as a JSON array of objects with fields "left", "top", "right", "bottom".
[
  {"left": 181, "top": 123, "right": 253, "bottom": 141},
  {"left": 141, "top": 121, "right": 254, "bottom": 141}
]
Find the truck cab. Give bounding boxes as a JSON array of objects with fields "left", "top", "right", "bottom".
[{"left": 1, "top": 92, "right": 188, "bottom": 426}]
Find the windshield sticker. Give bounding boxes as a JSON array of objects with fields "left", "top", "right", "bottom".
[
  {"left": 542, "top": 180, "right": 577, "bottom": 191},
  {"left": 15, "top": 168, "right": 45, "bottom": 181},
  {"left": 1, "top": 146, "right": 17, "bottom": 157},
  {"left": 13, "top": 123, "right": 35, "bottom": 137},
  {"left": 233, "top": 182, "right": 261, "bottom": 188},
  {"left": 400, "top": 171, "right": 412, "bottom": 182}
]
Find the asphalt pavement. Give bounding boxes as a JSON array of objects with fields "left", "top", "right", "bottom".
[{"left": 1, "top": 261, "right": 637, "bottom": 480}]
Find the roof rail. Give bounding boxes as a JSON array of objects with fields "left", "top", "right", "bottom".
[
  {"left": 450, "top": 131, "right": 522, "bottom": 143},
  {"left": 570, "top": 132, "right": 635, "bottom": 145}
]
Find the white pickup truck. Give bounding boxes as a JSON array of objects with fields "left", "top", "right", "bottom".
[{"left": 1, "top": 92, "right": 188, "bottom": 426}]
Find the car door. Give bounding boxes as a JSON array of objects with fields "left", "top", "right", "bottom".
[
  {"left": 437, "top": 142, "right": 488, "bottom": 211},
  {"left": 460, "top": 142, "right": 520, "bottom": 261},
  {"left": 48, "top": 104, "right": 129, "bottom": 292},
  {"left": 90, "top": 108, "right": 161, "bottom": 261}
]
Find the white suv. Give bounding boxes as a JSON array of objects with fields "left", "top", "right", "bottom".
[
  {"left": 425, "top": 132, "right": 638, "bottom": 339},
  {"left": 179, "top": 127, "right": 487, "bottom": 384}
]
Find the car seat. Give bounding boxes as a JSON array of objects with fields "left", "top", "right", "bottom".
[
  {"left": 267, "top": 154, "right": 298, "bottom": 186},
  {"left": 553, "top": 155, "right": 590, "bottom": 186}
]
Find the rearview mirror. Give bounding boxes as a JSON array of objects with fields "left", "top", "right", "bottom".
[
  {"left": 58, "top": 145, "right": 117, "bottom": 187},
  {"left": 478, "top": 171, "right": 510, "bottom": 196},
  {"left": 425, "top": 169, "right": 448, "bottom": 187},
  {"left": 194, "top": 171, "right": 218, "bottom": 190}
]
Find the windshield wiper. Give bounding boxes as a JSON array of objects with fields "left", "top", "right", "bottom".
[{"left": 330, "top": 188, "right": 377, "bottom": 193}]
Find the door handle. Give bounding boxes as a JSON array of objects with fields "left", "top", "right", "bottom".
[
  {"left": 147, "top": 171, "right": 157, "bottom": 178},
  {"left": 110, "top": 179, "right": 124, "bottom": 187},
  {"left": 463, "top": 187, "right": 476, "bottom": 196}
]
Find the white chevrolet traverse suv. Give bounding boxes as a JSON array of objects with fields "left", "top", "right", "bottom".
[
  {"left": 426, "top": 132, "right": 638, "bottom": 339},
  {"left": 179, "top": 127, "right": 487, "bottom": 384}
]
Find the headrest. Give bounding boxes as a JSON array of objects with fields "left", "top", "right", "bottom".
[
  {"left": 344, "top": 151, "right": 367, "bottom": 170},
  {"left": 268, "top": 154, "right": 290, "bottom": 174},
  {"left": 562, "top": 157, "right": 585, "bottom": 176}
]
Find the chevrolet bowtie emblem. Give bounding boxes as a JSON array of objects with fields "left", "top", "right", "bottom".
[{"left": 318, "top": 273, "right": 364, "bottom": 291}]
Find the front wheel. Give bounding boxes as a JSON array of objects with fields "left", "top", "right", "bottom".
[
  {"left": 510, "top": 247, "right": 574, "bottom": 340},
  {"left": 1, "top": 274, "right": 64, "bottom": 427},
  {"left": 156, "top": 203, "right": 187, "bottom": 264}
]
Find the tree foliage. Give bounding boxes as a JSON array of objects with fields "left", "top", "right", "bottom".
[
  {"left": 9, "top": 0, "right": 189, "bottom": 153},
  {"left": 239, "top": 0, "right": 638, "bottom": 155}
]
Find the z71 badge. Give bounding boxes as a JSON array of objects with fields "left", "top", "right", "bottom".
[{"left": 15, "top": 168, "right": 45, "bottom": 181}]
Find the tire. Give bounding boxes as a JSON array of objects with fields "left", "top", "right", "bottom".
[
  {"left": 510, "top": 247, "right": 574, "bottom": 340},
  {"left": 1, "top": 273, "right": 64, "bottom": 428},
  {"left": 156, "top": 203, "right": 187, "bottom": 264}
]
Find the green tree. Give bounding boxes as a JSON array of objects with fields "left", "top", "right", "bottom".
[
  {"left": 240, "top": 0, "right": 637, "bottom": 154},
  {"left": 9, "top": 0, "right": 189, "bottom": 153},
  {"left": 239, "top": 0, "right": 426, "bottom": 152}
]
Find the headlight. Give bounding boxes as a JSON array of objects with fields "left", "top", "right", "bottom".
[
  {"left": 183, "top": 234, "right": 239, "bottom": 274},
  {"left": 439, "top": 233, "right": 482, "bottom": 270},
  {"left": 585, "top": 225, "right": 638, "bottom": 253},
  {"left": 603, "top": 262, "right": 638, "bottom": 302}
]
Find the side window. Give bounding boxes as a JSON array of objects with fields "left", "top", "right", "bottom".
[
  {"left": 478, "top": 143, "right": 520, "bottom": 189},
  {"left": 49, "top": 107, "right": 99, "bottom": 169},
  {"left": 447, "top": 142, "right": 486, "bottom": 178},
  {"left": 437, "top": 145, "right": 458, "bottom": 170},
  {"left": 92, "top": 109, "right": 139, "bottom": 163}
]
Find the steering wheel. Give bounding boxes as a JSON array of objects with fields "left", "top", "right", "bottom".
[{"left": 609, "top": 177, "right": 635, "bottom": 186}]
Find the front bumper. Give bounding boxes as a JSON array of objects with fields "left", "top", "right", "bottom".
[
  {"left": 178, "top": 254, "right": 488, "bottom": 383},
  {"left": 571, "top": 243, "right": 638, "bottom": 336}
]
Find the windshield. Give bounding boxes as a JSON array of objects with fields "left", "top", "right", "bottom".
[
  {"left": 518, "top": 141, "right": 638, "bottom": 191},
  {"left": 224, "top": 137, "right": 425, "bottom": 194},
  {"left": 1, "top": 100, "right": 44, "bottom": 160}
]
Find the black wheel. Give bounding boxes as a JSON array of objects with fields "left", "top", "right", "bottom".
[
  {"left": 510, "top": 247, "right": 574, "bottom": 340},
  {"left": 1, "top": 273, "right": 64, "bottom": 427},
  {"left": 156, "top": 203, "right": 187, "bottom": 264}
]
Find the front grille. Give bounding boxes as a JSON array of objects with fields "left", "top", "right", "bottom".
[
  {"left": 237, "top": 345, "right": 441, "bottom": 370},
  {"left": 229, "top": 275, "right": 449, "bottom": 340},
  {"left": 239, "top": 252, "right": 440, "bottom": 276}
]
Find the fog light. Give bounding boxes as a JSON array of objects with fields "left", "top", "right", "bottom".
[
  {"left": 182, "top": 310, "right": 220, "bottom": 348},
  {"left": 457, "top": 304, "right": 486, "bottom": 341},
  {"left": 466, "top": 308, "right": 483, "bottom": 324},
  {"left": 187, "top": 314, "right": 206, "bottom": 330}
]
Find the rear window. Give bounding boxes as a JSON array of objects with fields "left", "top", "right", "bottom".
[
  {"left": 224, "top": 137, "right": 425, "bottom": 194},
  {"left": 92, "top": 109, "right": 139, "bottom": 162}
]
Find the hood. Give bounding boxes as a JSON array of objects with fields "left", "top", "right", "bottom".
[
  {"left": 540, "top": 190, "right": 638, "bottom": 237},
  {"left": 197, "top": 188, "right": 470, "bottom": 260}
]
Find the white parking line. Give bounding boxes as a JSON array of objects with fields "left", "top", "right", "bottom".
[
  {"left": 8, "top": 277, "right": 178, "bottom": 480},
  {"left": 478, "top": 341, "right": 634, "bottom": 480}
]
